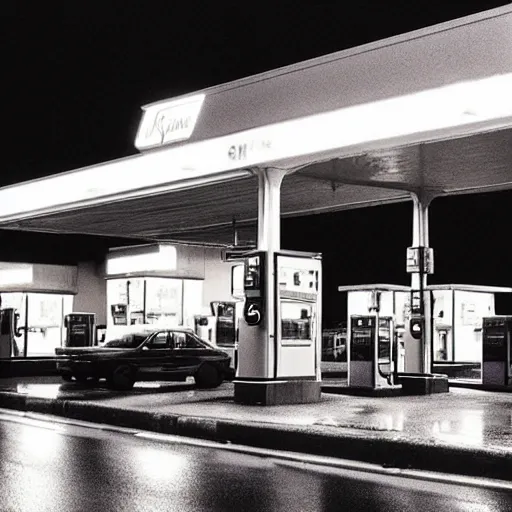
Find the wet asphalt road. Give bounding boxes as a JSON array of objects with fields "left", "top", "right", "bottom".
[{"left": 1, "top": 415, "right": 512, "bottom": 512}]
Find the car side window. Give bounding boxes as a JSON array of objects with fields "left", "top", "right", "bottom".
[
  {"left": 173, "top": 332, "right": 187, "bottom": 349},
  {"left": 173, "top": 332, "right": 207, "bottom": 349},
  {"left": 147, "top": 332, "right": 169, "bottom": 349}
]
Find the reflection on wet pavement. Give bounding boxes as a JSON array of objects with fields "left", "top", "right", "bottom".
[
  {"left": 6, "top": 378, "right": 198, "bottom": 400},
  {"left": 313, "top": 413, "right": 406, "bottom": 432},
  {"left": 307, "top": 396, "right": 512, "bottom": 448}
]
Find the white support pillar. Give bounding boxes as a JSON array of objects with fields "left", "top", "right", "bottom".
[
  {"left": 257, "top": 168, "right": 287, "bottom": 253},
  {"left": 258, "top": 168, "right": 287, "bottom": 378}
]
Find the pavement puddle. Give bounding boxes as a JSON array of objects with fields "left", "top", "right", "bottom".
[{"left": 312, "top": 418, "right": 403, "bottom": 432}]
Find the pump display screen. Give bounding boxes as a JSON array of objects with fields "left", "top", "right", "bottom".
[
  {"left": 244, "top": 256, "right": 261, "bottom": 296},
  {"left": 350, "top": 317, "right": 373, "bottom": 361}
]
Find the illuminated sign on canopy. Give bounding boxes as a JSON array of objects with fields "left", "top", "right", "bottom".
[{"left": 135, "top": 94, "right": 205, "bottom": 151}]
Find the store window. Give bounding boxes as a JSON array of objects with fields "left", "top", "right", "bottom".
[
  {"left": 107, "top": 277, "right": 185, "bottom": 329},
  {"left": 0, "top": 292, "right": 73, "bottom": 357},
  {"left": 146, "top": 278, "right": 182, "bottom": 326}
]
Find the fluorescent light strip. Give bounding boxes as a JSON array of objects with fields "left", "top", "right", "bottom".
[
  {"left": 106, "top": 245, "right": 177, "bottom": 275},
  {"left": 0, "top": 266, "right": 33, "bottom": 286}
]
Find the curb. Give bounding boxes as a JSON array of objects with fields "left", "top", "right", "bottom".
[{"left": 1, "top": 391, "right": 511, "bottom": 481}]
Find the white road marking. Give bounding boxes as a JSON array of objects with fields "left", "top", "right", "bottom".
[{"left": 0, "top": 412, "right": 66, "bottom": 432}]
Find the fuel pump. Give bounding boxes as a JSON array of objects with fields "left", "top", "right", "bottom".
[
  {"left": 110, "top": 304, "right": 128, "bottom": 325},
  {"left": 482, "top": 316, "right": 512, "bottom": 386},
  {"left": 64, "top": 313, "right": 96, "bottom": 347},
  {"left": 348, "top": 309, "right": 398, "bottom": 390},
  {"left": 236, "top": 251, "right": 266, "bottom": 380},
  {"left": 403, "top": 289, "right": 431, "bottom": 373},
  {"left": 235, "top": 250, "right": 322, "bottom": 405},
  {"left": 0, "top": 308, "right": 22, "bottom": 358},
  {"left": 404, "top": 246, "right": 434, "bottom": 374},
  {"left": 211, "top": 301, "right": 238, "bottom": 345},
  {"left": 194, "top": 312, "right": 216, "bottom": 344}
]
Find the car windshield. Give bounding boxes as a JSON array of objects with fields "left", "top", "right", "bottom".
[
  {"left": 103, "top": 334, "right": 148, "bottom": 348},
  {"left": 192, "top": 334, "right": 215, "bottom": 349}
]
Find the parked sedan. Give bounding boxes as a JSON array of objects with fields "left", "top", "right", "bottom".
[{"left": 55, "top": 328, "right": 233, "bottom": 390}]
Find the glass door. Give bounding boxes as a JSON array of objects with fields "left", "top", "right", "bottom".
[{"left": 26, "top": 294, "right": 66, "bottom": 357}]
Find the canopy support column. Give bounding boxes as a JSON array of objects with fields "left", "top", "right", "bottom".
[{"left": 257, "top": 168, "right": 287, "bottom": 252}]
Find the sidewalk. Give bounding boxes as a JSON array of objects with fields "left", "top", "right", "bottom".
[{"left": 0, "top": 376, "right": 511, "bottom": 481}]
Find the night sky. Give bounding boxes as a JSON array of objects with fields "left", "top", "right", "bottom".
[{"left": 2, "top": 2, "right": 512, "bottom": 326}]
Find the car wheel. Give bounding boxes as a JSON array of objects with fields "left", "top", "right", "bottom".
[
  {"left": 107, "top": 365, "right": 135, "bottom": 391},
  {"left": 195, "top": 363, "right": 223, "bottom": 389},
  {"left": 61, "top": 374, "right": 73, "bottom": 382}
]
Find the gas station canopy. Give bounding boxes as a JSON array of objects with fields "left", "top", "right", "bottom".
[{"left": 1, "top": 6, "right": 512, "bottom": 246}]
